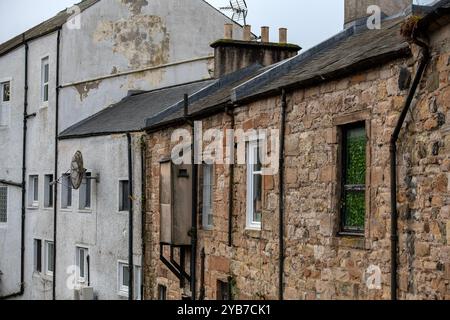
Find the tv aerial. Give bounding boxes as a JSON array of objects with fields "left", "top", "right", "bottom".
[{"left": 220, "top": 0, "right": 248, "bottom": 25}]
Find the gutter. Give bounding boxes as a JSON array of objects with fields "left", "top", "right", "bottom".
[
  {"left": 52, "top": 28, "right": 62, "bottom": 301},
  {"left": 389, "top": 29, "right": 430, "bottom": 301},
  {"left": 127, "top": 133, "right": 135, "bottom": 300},
  {"left": 1, "top": 36, "right": 29, "bottom": 300}
]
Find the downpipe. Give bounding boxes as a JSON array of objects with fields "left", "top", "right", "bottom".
[{"left": 127, "top": 133, "right": 135, "bottom": 300}]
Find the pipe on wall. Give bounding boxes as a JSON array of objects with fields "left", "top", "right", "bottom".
[
  {"left": 127, "top": 133, "right": 135, "bottom": 300},
  {"left": 0, "top": 36, "right": 29, "bottom": 300},
  {"left": 390, "top": 36, "right": 429, "bottom": 300},
  {"left": 278, "top": 89, "right": 287, "bottom": 301},
  {"left": 52, "top": 28, "right": 61, "bottom": 301},
  {"left": 140, "top": 136, "right": 146, "bottom": 300},
  {"left": 225, "top": 106, "right": 235, "bottom": 247},
  {"left": 185, "top": 93, "right": 198, "bottom": 300}
]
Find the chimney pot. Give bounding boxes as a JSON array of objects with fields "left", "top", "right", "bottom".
[
  {"left": 279, "top": 28, "right": 287, "bottom": 44},
  {"left": 224, "top": 24, "right": 233, "bottom": 40},
  {"left": 261, "top": 26, "right": 269, "bottom": 43},
  {"left": 243, "top": 25, "right": 252, "bottom": 41}
]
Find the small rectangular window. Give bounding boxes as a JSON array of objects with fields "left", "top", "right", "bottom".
[
  {"left": 202, "top": 164, "right": 214, "bottom": 229},
  {"left": 1, "top": 81, "right": 10, "bottom": 102},
  {"left": 340, "top": 123, "right": 367, "bottom": 233},
  {"left": 217, "top": 280, "right": 230, "bottom": 300},
  {"left": 29, "top": 175, "right": 39, "bottom": 207},
  {"left": 76, "top": 246, "right": 89, "bottom": 283},
  {"left": 79, "top": 172, "right": 92, "bottom": 210},
  {"left": 0, "top": 186, "right": 7, "bottom": 223},
  {"left": 246, "top": 140, "right": 262, "bottom": 230},
  {"left": 34, "top": 239, "right": 42, "bottom": 273},
  {"left": 45, "top": 241, "right": 54, "bottom": 275},
  {"left": 158, "top": 284, "right": 167, "bottom": 300},
  {"left": 44, "top": 175, "right": 54, "bottom": 208},
  {"left": 61, "top": 174, "right": 72, "bottom": 209},
  {"left": 41, "top": 57, "right": 49, "bottom": 103},
  {"left": 118, "top": 262, "right": 141, "bottom": 298},
  {"left": 119, "top": 180, "right": 130, "bottom": 212}
]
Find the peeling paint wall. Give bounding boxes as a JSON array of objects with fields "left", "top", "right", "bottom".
[{"left": 59, "top": 0, "right": 243, "bottom": 131}]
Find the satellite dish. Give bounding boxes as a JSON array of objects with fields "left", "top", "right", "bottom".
[
  {"left": 70, "top": 151, "right": 86, "bottom": 190},
  {"left": 220, "top": 0, "right": 248, "bottom": 25}
]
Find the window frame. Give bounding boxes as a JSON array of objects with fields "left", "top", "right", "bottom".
[
  {"left": 246, "top": 139, "right": 263, "bottom": 230},
  {"left": 61, "top": 173, "right": 73, "bottom": 209},
  {"left": 28, "top": 175, "right": 39, "bottom": 208},
  {"left": 117, "top": 261, "right": 142, "bottom": 299},
  {"left": 75, "top": 246, "right": 89, "bottom": 284},
  {"left": 118, "top": 179, "right": 130, "bottom": 212},
  {"left": 202, "top": 163, "right": 214, "bottom": 230},
  {"left": 1, "top": 81, "right": 11, "bottom": 103},
  {"left": 0, "top": 186, "right": 7, "bottom": 223},
  {"left": 158, "top": 284, "right": 167, "bottom": 300},
  {"left": 339, "top": 121, "right": 367, "bottom": 235},
  {"left": 45, "top": 240, "right": 55, "bottom": 276},
  {"left": 34, "top": 239, "right": 42, "bottom": 273},
  {"left": 79, "top": 172, "right": 92, "bottom": 211},
  {"left": 41, "top": 57, "right": 49, "bottom": 104},
  {"left": 44, "top": 174, "right": 54, "bottom": 209}
]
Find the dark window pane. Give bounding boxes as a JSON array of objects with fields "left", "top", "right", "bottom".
[
  {"left": 158, "top": 285, "right": 167, "bottom": 300},
  {"left": 122, "top": 265, "right": 130, "bottom": 287},
  {"left": 0, "top": 187, "right": 7, "bottom": 223},
  {"left": 33, "top": 177, "right": 39, "bottom": 202},
  {"left": 2, "top": 82, "right": 10, "bottom": 102},
  {"left": 79, "top": 249, "right": 85, "bottom": 278},
  {"left": 343, "top": 191, "right": 365, "bottom": 230},
  {"left": 35, "top": 240, "right": 42, "bottom": 272},
  {"left": 217, "top": 280, "right": 230, "bottom": 300},
  {"left": 253, "top": 173, "right": 262, "bottom": 223},
  {"left": 120, "top": 181, "right": 129, "bottom": 211},
  {"left": 345, "top": 127, "right": 366, "bottom": 185},
  {"left": 47, "top": 242, "right": 54, "bottom": 272}
]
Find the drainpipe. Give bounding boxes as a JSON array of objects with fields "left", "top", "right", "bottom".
[
  {"left": 225, "top": 106, "right": 235, "bottom": 247},
  {"left": 140, "top": 136, "right": 146, "bottom": 300},
  {"left": 278, "top": 89, "right": 287, "bottom": 301},
  {"left": 0, "top": 38, "right": 28, "bottom": 300},
  {"left": 390, "top": 35, "right": 429, "bottom": 301},
  {"left": 127, "top": 133, "right": 134, "bottom": 300},
  {"left": 52, "top": 28, "right": 61, "bottom": 301},
  {"left": 185, "top": 94, "right": 198, "bottom": 300}
]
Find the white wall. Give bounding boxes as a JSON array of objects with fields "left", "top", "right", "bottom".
[{"left": 0, "top": 45, "right": 25, "bottom": 298}]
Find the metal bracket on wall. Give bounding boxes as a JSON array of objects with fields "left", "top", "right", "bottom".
[{"left": 160, "top": 243, "right": 191, "bottom": 288}]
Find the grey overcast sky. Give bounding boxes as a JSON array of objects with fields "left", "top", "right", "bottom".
[{"left": 0, "top": 0, "right": 436, "bottom": 50}]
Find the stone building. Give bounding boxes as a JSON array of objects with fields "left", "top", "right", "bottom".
[{"left": 142, "top": 0, "right": 450, "bottom": 300}]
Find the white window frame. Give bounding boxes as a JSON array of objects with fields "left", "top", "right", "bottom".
[
  {"left": 76, "top": 246, "right": 89, "bottom": 284},
  {"left": 246, "top": 138, "right": 263, "bottom": 230},
  {"left": 79, "top": 172, "right": 92, "bottom": 211},
  {"left": 117, "top": 261, "right": 142, "bottom": 299},
  {"left": 45, "top": 240, "right": 54, "bottom": 276},
  {"left": 41, "top": 57, "right": 49, "bottom": 104},
  {"left": 33, "top": 239, "right": 42, "bottom": 273},
  {"left": 61, "top": 173, "right": 73, "bottom": 209},
  {"left": 0, "top": 78, "right": 11, "bottom": 128},
  {"left": 118, "top": 179, "right": 130, "bottom": 212},
  {"left": 28, "top": 175, "right": 39, "bottom": 208},
  {"left": 0, "top": 186, "right": 7, "bottom": 224},
  {"left": 202, "top": 164, "right": 214, "bottom": 230},
  {"left": 44, "top": 174, "right": 54, "bottom": 209}
]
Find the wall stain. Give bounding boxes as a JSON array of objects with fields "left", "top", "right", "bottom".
[
  {"left": 121, "top": 0, "right": 149, "bottom": 16},
  {"left": 93, "top": 15, "right": 170, "bottom": 70},
  {"left": 74, "top": 80, "right": 101, "bottom": 101}
]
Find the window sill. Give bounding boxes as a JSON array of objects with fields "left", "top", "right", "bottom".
[
  {"left": 335, "top": 234, "right": 368, "bottom": 250},
  {"left": 0, "top": 223, "right": 8, "bottom": 229},
  {"left": 60, "top": 208, "right": 73, "bottom": 212},
  {"left": 78, "top": 209, "right": 93, "bottom": 214},
  {"left": 118, "top": 291, "right": 129, "bottom": 298},
  {"left": 27, "top": 206, "right": 39, "bottom": 211},
  {"left": 244, "top": 228, "right": 262, "bottom": 239}
]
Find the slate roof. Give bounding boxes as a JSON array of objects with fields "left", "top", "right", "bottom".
[
  {"left": 145, "top": 64, "right": 270, "bottom": 130},
  {"left": 231, "top": 16, "right": 411, "bottom": 103},
  {"left": 59, "top": 80, "right": 215, "bottom": 139},
  {"left": 0, "top": 0, "right": 99, "bottom": 57}
]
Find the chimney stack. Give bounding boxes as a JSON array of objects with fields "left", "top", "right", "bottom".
[
  {"left": 210, "top": 24, "right": 301, "bottom": 78},
  {"left": 243, "top": 25, "right": 252, "bottom": 41},
  {"left": 344, "top": 0, "right": 412, "bottom": 28},
  {"left": 224, "top": 23, "right": 233, "bottom": 40},
  {"left": 279, "top": 28, "right": 287, "bottom": 44},
  {"left": 261, "top": 26, "right": 270, "bottom": 43}
]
